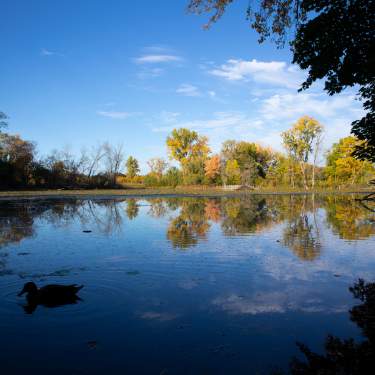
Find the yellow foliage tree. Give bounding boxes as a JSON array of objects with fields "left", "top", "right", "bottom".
[
  {"left": 282, "top": 116, "right": 323, "bottom": 189},
  {"left": 224, "top": 159, "right": 241, "bottom": 185},
  {"left": 326, "top": 136, "right": 374, "bottom": 185}
]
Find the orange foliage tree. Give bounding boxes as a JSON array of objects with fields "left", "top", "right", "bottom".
[{"left": 204, "top": 154, "right": 221, "bottom": 183}]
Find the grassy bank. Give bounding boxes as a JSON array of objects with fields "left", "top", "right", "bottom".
[{"left": 0, "top": 186, "right": 374, "bottom": 200}]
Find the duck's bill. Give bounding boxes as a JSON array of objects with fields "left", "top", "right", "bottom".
[{"left": 17, "top": 289, "right": 26, "bottom": 296}]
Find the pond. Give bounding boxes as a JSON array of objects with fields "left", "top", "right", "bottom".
[{"left": 0, "top": 194, "right": 374, "bottom": 374}]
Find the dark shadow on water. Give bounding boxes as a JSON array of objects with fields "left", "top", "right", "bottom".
[
  {"left": 22, "top": 294, "right": 83, "bottom": 314},
  {"left": 276, "top": 279, "right": 375, "bottom": 374},
  {"left": 18, "top": 282, "right": 84, "bottom": 314}
]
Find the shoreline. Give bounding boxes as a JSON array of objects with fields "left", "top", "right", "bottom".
[{"left": 0, "top": 188, "right": 373, "bottom": 200}]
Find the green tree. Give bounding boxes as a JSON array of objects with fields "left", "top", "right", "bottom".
[
  {"left": 234, "top": 141, "right": 259, "bottom": 185},
  {"left": 220, "top": 140, "right": 280, "bottom": 186},
  {"left": 188, "top": 0, "right": 375, "bottom": 161},
  {"left": 163, "top": 167, "right": 182, "bottom": 187},
  {"left": 264, "top": 152, "right": 297, "bottom": 187},
  {"left": 125, "top": 156, "right": 140, "bottom": 178},
  {"left": 223, "top": 159, "right": 241, "bottom": 185}
]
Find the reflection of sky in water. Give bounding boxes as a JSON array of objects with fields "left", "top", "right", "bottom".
[{"left": 0, "top": 195, "right": 374, "bottom": 374}]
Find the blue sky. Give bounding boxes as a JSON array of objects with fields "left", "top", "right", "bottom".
[{"left": 1, "top": 0, "right": 363, "bottom": 172}]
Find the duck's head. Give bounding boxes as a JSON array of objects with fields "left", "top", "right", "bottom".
[{"left": 18, "top": 282, "right": 38, "bottom": 296}]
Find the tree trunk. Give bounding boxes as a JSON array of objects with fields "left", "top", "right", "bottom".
[
  {"left": 312, "top": 164, "right": 315, "bottom": 189},
  {"left": 300, "top": 162, "right": 308, "bottom": 190}
]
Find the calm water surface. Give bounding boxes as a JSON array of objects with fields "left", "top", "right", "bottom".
[{"left": 0, "top": 194, "right": 374, "bottom": 374}]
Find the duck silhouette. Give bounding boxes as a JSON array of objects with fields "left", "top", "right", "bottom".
[{"left": 18, "top": 282, "right": 84, "bottom": 314}]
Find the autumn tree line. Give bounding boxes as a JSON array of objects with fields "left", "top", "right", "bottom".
[
  {"left": 0, "top": 112, "right": 374, "bottom": 190},
  {"left": 143, "top": 116, "right": 374, "bottom": 189}
]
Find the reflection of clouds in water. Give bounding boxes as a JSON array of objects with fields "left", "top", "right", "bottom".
[
  {"left": 212, "top": 292, "right": 348, "bottom": 316},
  {"left": 178, "top": 278, "right": 200, "bottom": 290},
  {"left": 260, "top": 229, "right": 375, "bottom": 283},
  {"left": 213, "top": 293, "right": 287, "bottom": 314},
  {"left": 140, "top": 311, "right": 178, "bottom": 321},
  {"left": 206, "top": 210, "right": 375, "bottom": 284}
]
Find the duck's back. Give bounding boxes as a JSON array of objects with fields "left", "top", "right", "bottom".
[{"left": 39, "top": 284, "right": 83, "bottom": 298}]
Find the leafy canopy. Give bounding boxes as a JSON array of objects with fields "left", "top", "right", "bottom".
[
  {"left": 166, "top": 128, "right": 210, "bottom": 163},
  {"left": 125, "top": 156, "right": 140, "bottom": 178},
  {"left": 281, "top": 116, "right": 323, "bottom": 163}
]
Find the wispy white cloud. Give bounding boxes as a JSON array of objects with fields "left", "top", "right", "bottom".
[
  {"left": 97, "top": 111, "right": 133, "bottom": 119},
  {"left": 152, "top": 88, "right": 361, "bottom": 154},
  {"left": 176, "top": 83, "right": 201, "bottom": 97},
  {"left": 135, "top": 54, "right": 183, "bottom": 64},
  {"left": 153, "top": 111, "right": 258, "bottom": 133},
  {"left": 175, "top": 85, "right": 221, "bottom": 100},
  {"left": 159, "top": 111, "right": 181, "bottom": 123},
  {"left": 134, "top": 46, "right": 183, "bottom": 80},
  {"left": 210, "top": 59, "right": 303, "bottom": 89},
  {"left": 137, "top": 67, "right": 165, "bottom": 79},
  {"left": 40, "top": 48, "right": 63, "bottom": 57}
]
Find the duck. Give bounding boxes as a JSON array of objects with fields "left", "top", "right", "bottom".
[{"left": 18, "top": 282, "right": 84, "bottom": 314}]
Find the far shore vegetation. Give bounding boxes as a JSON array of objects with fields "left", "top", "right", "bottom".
[{"left": 1, "top": 113, "right": 374, "bottom": 193}]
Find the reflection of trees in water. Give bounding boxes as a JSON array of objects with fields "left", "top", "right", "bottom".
[
  {"left": 85, "top": 200, "right": 123, "bottom": 234},
  {"left": 41, "top": 200, "right": 124, "bottom": 235},
  {"left": 0, "top": 202, "right": 36, "bottom": 249},
  {"left": 148, "top": 198, "right": 168, "bottom": 218},
  {"left": 204, "top": 199, "right": 222, "bottom": 222},
  {"left": 0, "top": 194, "right": 374, "bottom": 258},
  {"left": 167, "top": 198, "right": 211, "bottom": 248},
  {"left": 125, "top": 199, "right": 139, "bottom": 220},
  {"left": 282, "top": 214, "right": 321, "bottom": 261},
  {"left": 0, "top": 199, "right": 127, "bottom": 275},
  {"left": 283, "top": 279, "right": 375, "bottom": 374},
  {"left": 0, "top": 199, "right": 125, "bottom": 252},
  {"left": 0, "top": 201, "right": 50, "bottom": 274},
  {"left": 39, "top": 200, "right": 87, "bottom": 229},
  {"left": 325, "top": 195, "right": 375, "bottom": 240},
  {"left": 220, "top": 197, "right": 272, "bottom": 236},
  {"left": 280, "top": 195, "right": 322, "bottom": 261}
]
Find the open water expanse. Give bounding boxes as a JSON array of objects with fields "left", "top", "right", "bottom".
[{"left": 0, "top": 194, "right": 374, "bottom": 374}]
